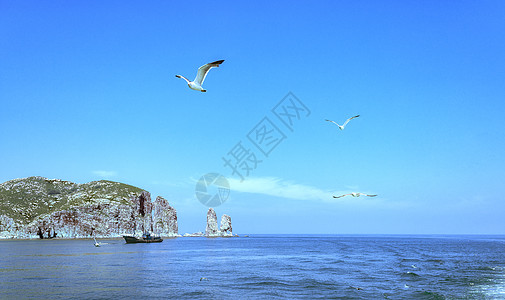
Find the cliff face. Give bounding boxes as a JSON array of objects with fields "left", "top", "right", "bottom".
[
  {"left": 153, "top": 196, "right": 178, "bottom": 237},
  {"left": 0, "top": 177, "right": 178, "bottom": 239},
  {"left": 205, "top": 208, "right": 233, "bottom": 237}
]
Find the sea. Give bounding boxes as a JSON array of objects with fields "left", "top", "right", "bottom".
[{"left": 1, "top": 235, "right": 505, "bottom": 299}]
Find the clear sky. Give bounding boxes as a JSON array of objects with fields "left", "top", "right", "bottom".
[{"left": 1, "top": 1, "right": 504, "bottom": 234}]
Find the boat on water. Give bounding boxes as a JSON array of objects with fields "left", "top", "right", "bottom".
[{"left": 123, "top": 232, "right": 163, "bottom": 244}]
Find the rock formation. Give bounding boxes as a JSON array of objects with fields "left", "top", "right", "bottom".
[
  {"left": 205, "top": 208, "right": 233, "bottom": 237},
  {"left": 205, "top": 208, "right": 219, "bottom": 236},
  {"left": 220, "top": 214, "right": 232, "bottom": 235},
  {"left": 183, "top": 232, "right": 204, "bottom": 237},
  {"left": 134, "top": 191, "right": 153, "bottom": 234},
  {"left": 0, "top": 177, "right": 179, "bottom": 239},
  {"left": 0, "top": 215, "right": 17, "bottom": 237},
  {"left": 152, "top": 196, "right": 178, "bottom": 237}
]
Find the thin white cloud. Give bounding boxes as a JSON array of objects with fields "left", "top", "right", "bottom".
[
  {"left": 92, "top": 170, "right": 117, "bottom": 178},
  {"left": 227, "top": 177, "right": 344, "bottom": 202}
]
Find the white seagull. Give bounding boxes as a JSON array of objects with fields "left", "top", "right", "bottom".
[
  {"left": 176, "top": 60, "right": 224, "bottom": 92},
  {"left": 333, "top": 192, "right": 377, "bottom": 199},
  {"left": 325, "top": 115, "right": 360, "bottom": 130}
]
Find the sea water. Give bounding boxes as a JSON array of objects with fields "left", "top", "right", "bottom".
[{"left": 1, "top": 235, "right": 505, "bottom": 299}]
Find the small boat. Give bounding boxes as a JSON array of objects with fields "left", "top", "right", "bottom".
[
  {"left": 93, "top": 237, "right": 101, "bottom": 247},
  {"left": 123, "top": 232, "right": 163, "bottom": 244}
]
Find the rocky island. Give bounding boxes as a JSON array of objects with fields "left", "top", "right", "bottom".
[
  {"left": 0, "top": 176, "right": 180, "bottom": 239},
  {"left": 0, "top": 176, "right": 235, "bottom": 239}
]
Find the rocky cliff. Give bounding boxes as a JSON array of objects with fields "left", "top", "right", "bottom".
[
  {"left": 153, "top": 196, "right": 178, "bottom": 236},
  {"left": 0, "top": 177, "right": 179, "bottom": 239},
  {"left": 205, "top": 208, "right": 233, "bottom": 237}
]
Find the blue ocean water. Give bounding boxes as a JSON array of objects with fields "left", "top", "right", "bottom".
[{"left": 1, "top": 235, "right": 505, "bottom": 299}]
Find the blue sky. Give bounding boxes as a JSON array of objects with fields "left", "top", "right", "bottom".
[{"left": 1, "top": 1, "right": 504, "bottom": 234}]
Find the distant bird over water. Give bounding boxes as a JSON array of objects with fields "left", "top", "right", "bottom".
[
  {"left": 325, "top": 115, "right": 360, "bottom": 130},
  {"left": 333, "top": 192, "right": 377, "bottom": 199},
  {"left": 176, "top": 60, "right": 224, "bottom": 92}
]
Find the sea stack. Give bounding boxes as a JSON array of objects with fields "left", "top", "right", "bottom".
[
  {"left": 220, "top": 214, "right": 232, "bottom": 236},
  {"left": 205, "top": 208, "right": 219, "bottom": 236},
  {"left": 205, "top": 208, "right": 233, "bottom": 237}
]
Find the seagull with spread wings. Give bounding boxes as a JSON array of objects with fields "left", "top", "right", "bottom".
[
  {"left": 333, "top": 192, "right": 377, "bottom": 199},
  {"left": 176, "top": 60, "right": 224, "bottom": 92},
  {"left": 325, "top": 115, "right": 360, "bottom": 130}
]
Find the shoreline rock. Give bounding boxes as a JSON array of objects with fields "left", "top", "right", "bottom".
[
  {"left": 183, "top": 232, "right": 204, "bottom": 237},
  {"left": 0, "top": 177, "right": 180, "bottom": 239}
]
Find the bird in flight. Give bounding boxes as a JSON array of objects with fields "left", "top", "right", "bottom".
[
  {"left": 176, "top": 60, "right": 224, "bottom": 92},
  {"left": 333, "top": 192, "right": 377, "bottom": 199},
  {"left": 325, "top": 115, "right": 360, "bottom": 130}
]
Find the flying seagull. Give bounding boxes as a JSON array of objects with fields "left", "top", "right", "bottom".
[
  {"left": 333, "top": 192, "right": 377, "bottom": 199},
  {"left": 325, "top": 115, "right": 360, "bottom": 130},
  {"left": 176, "top": 60, "right": 224, "bottom": 92}
]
